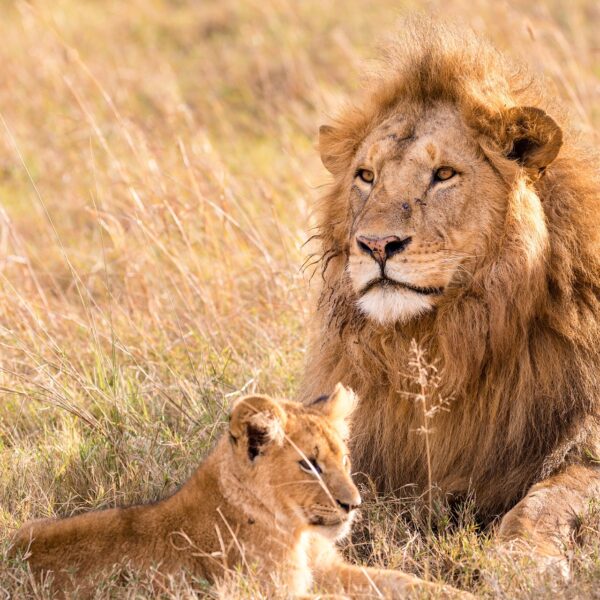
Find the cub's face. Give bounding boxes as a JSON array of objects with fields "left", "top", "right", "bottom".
[
  {"left": 270, "top": 405, "right": 359, "bottom": 540},
  {"left": 229, "top": 385, "right": 360, "bottom": 540},
  {"left": 343, "top": 104, "right": 505, "bottom": 325}
]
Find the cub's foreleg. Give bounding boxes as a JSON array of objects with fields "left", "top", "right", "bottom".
[{"left": 309, "top": 537, "right": 471, "bottom": 599}]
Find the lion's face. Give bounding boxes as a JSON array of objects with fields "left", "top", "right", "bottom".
[
  {"left": 229, "top": 385, "right": 360, "bottom": 540},
  {"left": 320, "top": 102, "right": 562, "bottom": 325},
  {"left": 342, "top": 104, "right": 504, "bottom": 324}
]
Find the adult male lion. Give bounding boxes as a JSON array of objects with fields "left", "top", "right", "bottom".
[{"left": 301, "top": 23, "right": 600, "bottom": 564}]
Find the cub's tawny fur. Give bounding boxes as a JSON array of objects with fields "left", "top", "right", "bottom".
[
  {"left": 12, "top": 385, "right": 465, "bottom": 598},
  {"left": 302, "top": 20, "right": 600, "bottom": 568}
]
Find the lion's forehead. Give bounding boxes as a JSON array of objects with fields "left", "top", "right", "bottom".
[
  {"left": 362, "top": 116, "right": 415, "bottom": 164},
  {"left": 359, "top": 104, "right": 477, "bottom": 169}
]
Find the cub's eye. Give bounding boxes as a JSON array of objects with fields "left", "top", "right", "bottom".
[
  {"left": 343, "top": 455, "right": 351, "bottom": 472},
  {"left": 434, "top": 166, "right": 457, "bottom": 182},
  {"left": 299, "top": 458, "right": 322, "bottom": 475},
  {"left": 356, "top": 168, "right": 375, "bottom": 184}
]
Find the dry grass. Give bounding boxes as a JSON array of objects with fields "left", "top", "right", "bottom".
[{"left": 0, "top": 0, "right": 599, "bottom": 597}]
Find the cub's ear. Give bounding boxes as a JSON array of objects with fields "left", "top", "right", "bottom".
[
  {"left": 502, "top": 106, "right": 562, "bottom": 171},
  {"left": 310, "top": 383, "right": 358, "bottom": 438},
  {"left": 229, "top": 395, "right": 287, "bottom": 461}
]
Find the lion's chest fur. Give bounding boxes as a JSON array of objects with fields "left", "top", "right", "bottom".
[
  {"left": 349, "top": 380, "right": 483, "bottom": 493},
  {"left": 315, "top": 327, "right": 595, "bottom": 518}
]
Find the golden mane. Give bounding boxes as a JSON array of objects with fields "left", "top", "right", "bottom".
[{"left": 303, "top": 22, "right": 600, "bottom": 517}]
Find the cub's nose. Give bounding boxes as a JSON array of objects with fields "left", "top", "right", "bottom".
[
  {"left": 336, "top": 495, "right": 362, "bottom": 513},
  {"left": 356, "top": 235, "right": 412, "bottom": 265}
]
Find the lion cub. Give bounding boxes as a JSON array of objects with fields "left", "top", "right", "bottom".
[{"left": 12, "top": 385, "right": 464, "bottom": 598}]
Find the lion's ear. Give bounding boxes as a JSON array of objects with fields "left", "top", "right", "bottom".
[
  {"left": 502, "top": 106, "right": 562, "bottom": 171},
  {"left": 310, "top": 383, "right": 357, "bottom": 438},
  {"left": 319, "top": 122, "right": 363, "bottom": 175},
  {"left": 319, "top": 124, "right": 339, "bottom": 173},
  {"left": 229, "top": 395, "right": 287, "bottom": 461}
]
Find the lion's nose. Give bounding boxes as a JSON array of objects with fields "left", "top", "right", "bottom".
[{"left": 356, "top": 235, "right": 412, "bottom": 265}]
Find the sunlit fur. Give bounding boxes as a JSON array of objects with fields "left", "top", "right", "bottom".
[
  {"left": 11, "top": 386, "right": 459, "bottom": 597},
  {"left": 302, "top": 20, "right": 600, "bottom": 526}
]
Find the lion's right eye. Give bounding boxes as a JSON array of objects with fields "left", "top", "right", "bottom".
[
  {"left": 433, "top": 166, "right": 457, "bottom": 182},
  {"left": 356, "top": 168, "right": 375, "bottom": 184},
  {"left": 299, "top": 458, "right": 322, "bottom": 475}
]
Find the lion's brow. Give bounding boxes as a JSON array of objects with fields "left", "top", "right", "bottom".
[{"left": 380, "top": 132, "right": 415, "bottom": 145}]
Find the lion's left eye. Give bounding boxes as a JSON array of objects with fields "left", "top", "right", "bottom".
[
  {"left": 342, "top": 455, "right": 351, "bottom": 472},
  {"left": 299, "top": 458, "right": 322, "bottom": 475},
  {"left": 356, "top": 168, "right": 375, "bottom": 184},
  {"left": 434, "top": 166, "right": 457, "bottom": 182}
]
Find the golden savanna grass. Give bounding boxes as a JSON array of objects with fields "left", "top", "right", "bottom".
[{"left": 1, "top": 1, "right": 599, "bottom": 598}]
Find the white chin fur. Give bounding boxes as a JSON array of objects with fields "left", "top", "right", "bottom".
[
  {"left": 357, "top": 287, "right": 432, "bottom": 324},
  {"left": 314, "top": 515, "right": 354, "bottom": 542}
]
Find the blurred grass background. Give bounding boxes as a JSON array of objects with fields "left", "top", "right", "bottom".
[{"left": 1, "top": 0, "right": 599, "bottom": 597}]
